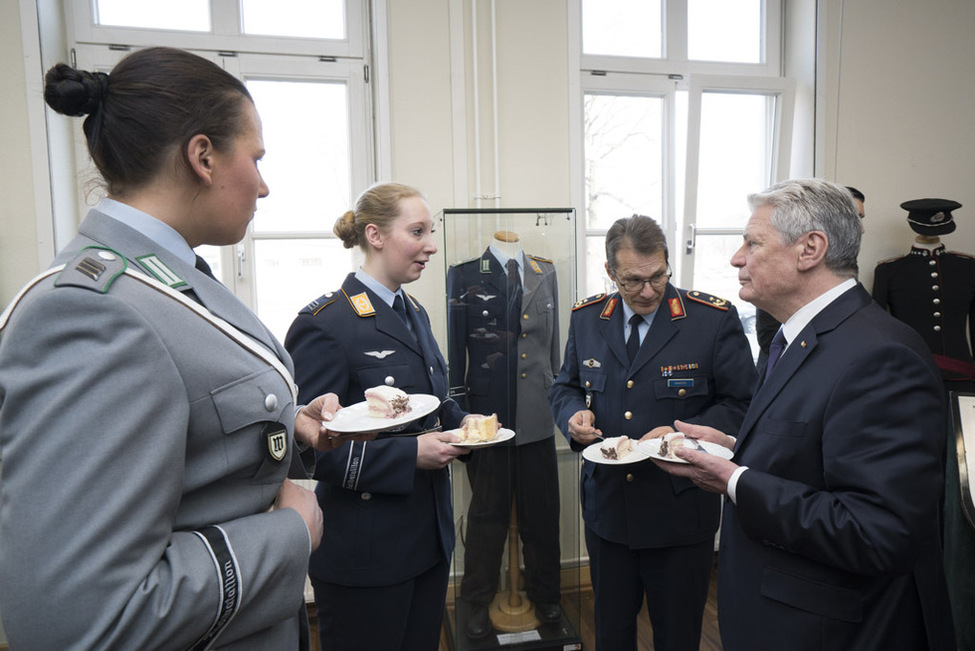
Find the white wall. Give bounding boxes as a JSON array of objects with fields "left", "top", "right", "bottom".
[
  {"left": 818, "top": 0, "right": 975, "bottom": 290},
  {"left": 0, "top": 1, "right": 42, "bottom": 305}
]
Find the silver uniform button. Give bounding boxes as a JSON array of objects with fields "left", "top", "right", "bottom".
[
  {"left": 385, "top": 376, "right": 395, "bottom": 386},
  {"left": 482, "top": 310, "right": 490, "bottom": 317},
  {"left": 930, "top": 272, "right": 938, "bottom": 278},
  {"left": 934, "top": 298, "right": 942, "bottom": 304},
  {"left": 429, "top": 366, "right": 435, "bottom": 374},
  {"left": 929, "top": 260, "right": 937, "bottom": 266},
  {"left": 934, "top": 312, "right": 942, "bottom": 318},
  {"left": 934, "top": 325, "right": 942, "bottom": 332},
  {"left": 361, "top": 492, "right": 372, "bottom": 500},
  {"left": 265, "top": 394, "right": 279, "bottom": 411},
  {"left": 933, "top": 285, "right": 940, "bottom": 291},
  {"left": 97, "top": 250, "right": 116, "bottom": 261}
]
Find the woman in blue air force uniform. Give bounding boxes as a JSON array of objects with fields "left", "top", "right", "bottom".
[{"left": 285, "top": 182, "right": 471, "bottom": 650}]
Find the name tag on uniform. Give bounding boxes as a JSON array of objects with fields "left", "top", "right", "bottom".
[{"left": 667, "top": 378, "right": 694, "bottom": 388}]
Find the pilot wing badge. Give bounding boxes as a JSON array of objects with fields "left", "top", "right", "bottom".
[{"left": 365, "top": 350, "right": 397, "bottom": 359}]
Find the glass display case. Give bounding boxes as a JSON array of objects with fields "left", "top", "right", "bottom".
[{"left": 439, "top": 208, "right": 583, "bottom": 650}]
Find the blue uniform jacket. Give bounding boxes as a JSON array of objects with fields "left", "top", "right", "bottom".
[
  {"left": 549, "top": 285, "right": 756, "bottom": 548},
  {"left": 285, "top": 273, "right": 466, "bottom": 587}
]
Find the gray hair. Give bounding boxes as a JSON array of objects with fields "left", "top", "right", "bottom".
[
  {"left": 748, "top": 179, "right": 861, "bottom": 277},
  {"left": 605, "top": 214, "right": 669, "bottom": 272}
]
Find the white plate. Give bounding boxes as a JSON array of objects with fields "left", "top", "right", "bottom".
[
  {"left": 325, "top": 393, "right": 440, "bottom": 434},
  {"left": 636, "top": 438, "right": 734, "bottom": 464},
  {"left": 448, "top": 427, "right": 516, "bottom": 448},
  {"left": 582, "top": 439, "right": 651, "bottom": 465}
]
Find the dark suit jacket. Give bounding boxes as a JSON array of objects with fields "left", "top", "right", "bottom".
[
  {"left": 285, "top": 273, "right": 465, "bottom": 587},
  {"left": 549, "top": 286, "right": 755, "bottom": 548},
  {"left": 718, "top": 284, "right": 955, "bottom": 651}
]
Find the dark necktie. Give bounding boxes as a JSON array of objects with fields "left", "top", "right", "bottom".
[
  {"left": 393, "top": 293, "right": 409, "bottom": 326},
  {"left": 765, "top": 327, "right": 787, "bottom": 377},
  {"left": 626, "top": 313, "right": 642, "bottom": 363},
  {"left": 195, "top": 255, "right": 216, "bottom": 280},
  {"left": 506, "top": 259, "right": 523, "bottom": 335}
]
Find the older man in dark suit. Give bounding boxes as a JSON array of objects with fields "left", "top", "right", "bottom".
[{"left": 656, "top": 179, "right": 955, "bottom": 651}]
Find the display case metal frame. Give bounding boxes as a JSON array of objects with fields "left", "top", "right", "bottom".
[{"left": 439, "top": 207, "right": 583, "bottom": 651}]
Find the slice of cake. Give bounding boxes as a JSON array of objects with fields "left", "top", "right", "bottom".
[
  {"left": 458, "top": 413, "right": 499, "bottom": 443},
  {"left": 364, "top": 385, "right": 412, "bottom": 418},
  {"left": 599, "top": 436, "right": 634, "bottom": 460},
  {"left": 657, "top": 432, "right": 686, "bottom": 459}
]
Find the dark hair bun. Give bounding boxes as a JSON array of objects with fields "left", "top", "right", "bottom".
[{"left": 44, "top": 63, "right": 109, "bottom": 117}]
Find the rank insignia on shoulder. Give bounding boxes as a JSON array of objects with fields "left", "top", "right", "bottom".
[
  {"left": 347, "top": 291, "right": 376, "bottom": 317},
  {"left": 303, "top": 291, "right": 339, "bottom": 316},
  {"left": 55, "top": 248, "right": 127, "bottom": 294},
  {"left": 600, "top": 297, "right": 618, "bottom": 320},
  {"left": 481, "top": 258, "right": 492, "bottom": 274},
  {"left": 686, "top": 290, "right": 730, "bottom": 311},
  {"left": 529, "top": 254, "right": 553, "bottom": 264},
  {"left": 572, "top": 293, "right": 607, "bottom": 311}
]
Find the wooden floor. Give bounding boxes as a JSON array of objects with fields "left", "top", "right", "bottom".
[{"left": 309, "top": 555, "right": 723, "bottom": 650}]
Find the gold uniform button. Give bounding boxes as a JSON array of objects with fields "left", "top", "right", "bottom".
[
  {"left": 624, "top": 411, "right": 632, "bottom": 420},
  {"left": 521, "top": 353, "right": 527, "bottom": 359},
  {"left": 678, "top": 388, "right": 686, "bottom": 397},
  {"left": 361, "top": 493, "right": 372, "bottom": 501},
  {"left": 626, "top": 474, "right": 634, "bottom": 482},
  {"left": 521, "top": 372, "right": 527, "bottom": 378},
  {"left": 523, "top": 314, "right": 529, "bottom": 320},
  {"left": 585, "top": 380, "right": 591, "bottom": 388},
  {"left": 626, "top": 380, "right": 634, "bottom": 388},
  {"left": 521, "top": 333, "right": 528, "bottom": 338}
]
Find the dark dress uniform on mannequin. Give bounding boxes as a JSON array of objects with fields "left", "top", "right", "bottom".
[
  {"left": 447, "top": 231, "right": 563, "bottom": 639},
  {"left": 872, "top": 198, "right": 975, "bottom": 651}
]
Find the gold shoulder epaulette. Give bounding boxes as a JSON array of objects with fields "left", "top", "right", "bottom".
[
  {"left": 572, "top": 293, "right": 607, "bottom": 311},
  {"left": 685, "top": 290, "right": 730, "bottom": 311}
]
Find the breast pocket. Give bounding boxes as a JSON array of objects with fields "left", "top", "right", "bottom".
[{"left": 210, "top": 367, "right": 294, "bottom": 483}]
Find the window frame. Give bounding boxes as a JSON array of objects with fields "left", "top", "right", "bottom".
[
  {"left": 67, "top": 0, "right": 365, "bottom": 58},
  {"left": 571, "top": 0, "right": 791, "bottom": 296}
]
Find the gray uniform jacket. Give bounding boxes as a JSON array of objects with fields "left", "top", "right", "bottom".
[{"left": 0, "top": 209, "right": 313, "bottom": 650}]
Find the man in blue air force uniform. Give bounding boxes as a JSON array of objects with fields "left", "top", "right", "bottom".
[
  {"left": 549, "top": 214, "right": 755, "bottom": 651},
  {"left": 447, "top": 233, "right": 563, "bottom": 637}
]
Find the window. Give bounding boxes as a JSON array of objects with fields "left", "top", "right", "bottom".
[
  {"left": 574, "top": 0, "right": 791, "bottom": 357},
  {"left": 64, "top": 0, "right": 377, "bottom": 343}
]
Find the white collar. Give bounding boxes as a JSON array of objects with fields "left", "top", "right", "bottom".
[{"left": 781, "top": 278, "right": 857, "bottom": 346}]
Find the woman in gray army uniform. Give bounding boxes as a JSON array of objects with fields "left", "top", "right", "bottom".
[{"left": 0, "top": 47, "right": 344, "bottom": 649}]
